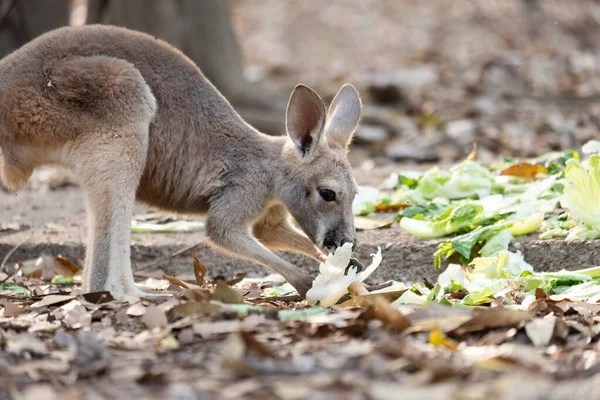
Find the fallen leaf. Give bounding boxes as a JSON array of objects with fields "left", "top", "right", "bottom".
[
  {"left": 82, "top": 291, "right": 114, "bottom": 304},
  {"left": 525, "top": 317, "right": 556, "bottom": 347},
  {"left": 354, "top": 217, "right": 394, "bottom": 231},
  {"left": 375, "top": 203, "right": 409, "bottom": 212},
  {"left": 429, "top": 328, "right": 459, "bottom": 350},
  {"left": 466, "top": 142, "right": 477, "bottom": 161},
  {"left": 535, "top": 288, "right": 547, "bottom": 300},
  {"left": 2, "top": 302, "right": 24, "bottom": 317},
  {"left": 371, "top": 296, "right": 411, "bottom": 332},
  {"left": 221, "top": 331, "right": 273, "bottom": 375},
  {"left": 192, "top": 250, "right": 208, "bottom": 287},
  {"left": 126, "top": 302, "right": 147, "bottom": 316},
  {"left": 31, "top": 295, "right": 75, "bottom": 308},
  {"left": 163, "top": 274, "right": 191, "bottom": 289},
  {"left": 62, "top": 302, "right": 92, "bottom": 329},
  {"left": 226, "top": 272, "right": 248, "bottom": 286},
  {"left": 211, "top": 280, "right": 245, "bottom": 304},
  {"left": 451, "top": 308, "right": 533, "bottom": 335},
  {"left": 180, "top": 288, "right": 211, "bottom": 302},
  {"left": 142, "top": 306, "right": 168, "bottom": 329},
  {"left": 338, "top": 289, "right": 408, "bottom": 307},
  {"left": 54, "top": 255, "right": 80, "bottom": 277},
  {"left": 170, "top": 301, "right": 222, "bottom": 319},
  {"left": 500, "top": 163, "right": 548, "bottom": 181}
]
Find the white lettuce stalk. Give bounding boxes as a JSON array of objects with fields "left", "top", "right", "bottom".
[
  {"left": 306, "top": 243, "right": 382, "bottom": 307},
  {"left": 560, "top": 155, "right": 600, "bottom": 240}
]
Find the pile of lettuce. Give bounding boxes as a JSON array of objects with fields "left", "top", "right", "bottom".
[{"left": 347, "top": 141, "right": 600, "bottom": 309}]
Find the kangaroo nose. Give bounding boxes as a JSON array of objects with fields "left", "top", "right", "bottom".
[{"left": 341, "top": 238, "right": 357, "bottom": 251}]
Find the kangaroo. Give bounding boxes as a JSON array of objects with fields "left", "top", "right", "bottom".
[{"left": 0, "top": 25, "right": 361, "bottom": 301}]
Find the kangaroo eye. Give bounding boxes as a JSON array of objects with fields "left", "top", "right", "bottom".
[{"left": 318, "top": 189, "right": 336, "bottom": 202}]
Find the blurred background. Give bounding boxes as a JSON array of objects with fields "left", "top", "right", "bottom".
[{"left": 0, "top": 0, "right": 599, "bottom": 172}]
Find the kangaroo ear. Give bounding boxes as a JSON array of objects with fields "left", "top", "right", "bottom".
[
  {"left": 286, "top": 84, "right": 326, "bottom": 157},
  {"left": 325, "top": 84, "right": 362, "bottom": 150}
]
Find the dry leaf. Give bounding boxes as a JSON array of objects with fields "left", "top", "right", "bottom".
[
  {"left": 31, "top": 295, "right": 76, "bottom": 308},
  {"left": 180, "top": 288, "right": 211, "bottom": 302},
  {"left": 192, "top": 250, "right": 208, "bottom": 287},
  {"left": 371, "top": 296, "right": 411, "bottom": 332},
  {"left": 429, "top": 328, "right": 459, "bottom": 350},
  {"left": 221, "top": 331, "right": 272, "bottom": 375},
  {"left": 2, "top": 302, "right": 25, "bottom": 317},
  {"left": 62, "top": 301, "right": 92, "bottom": 329},
  {"left": 163, "top": 274, "right": 191, "bottom": 289},
  {"left": 126, "top": 302, "right": 147, "bottom": 317},
  {"left": 170, "top": 302, "right": 222, "bottom": 319},
  {"left": 340, "top": 284, "right": 408, "bottom": 308},
  {"left": 226, "top": 272, "right": 248, "bottom": 286},
  {"left": 54, "top": 255, "right": 80, "bottom": 277},
  {"left": 82, "top": 291, "right": 114, "bottom": 304},
  {"left": 466, "top": 142, "right": 477, "bottom": 161},
  {"left": 375, "top": 203, "right": 409, "bottom": 212},
  {"left": 211, "top": 280, "right": 245, "bottom": 304},
  {"left": 525, "top": 317, "right": 556, "bottom": 347},
  {"left": 354, "top": 217, "right": 394, "bottom": 231},
  {"left": 451, "top": 308, "right": 533, "bottom": 335},
  {"left": 500, "top": 163, "right": 548, "bottom": 181},
  {"left": 141, "top": 306, "right": 168, "bottom": 329}
]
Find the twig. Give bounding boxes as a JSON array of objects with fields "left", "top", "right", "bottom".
[
  {"left": 0, "top": 243, "right": 21, "bottom": 274},
  {"left": 133, "top": 241, "right": 202, "bottom": 276}
]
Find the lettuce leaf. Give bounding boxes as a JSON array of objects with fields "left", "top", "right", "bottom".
[
  {"left": 400, "top": 203, "right": 484, "bottom": 239},
  {"left": 560, "top": 155, "right": 600, "bottom": 239}
]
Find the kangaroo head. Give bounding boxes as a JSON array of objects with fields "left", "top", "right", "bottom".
[{"left": 279, "top": 84, "right": 362, "bottom": 253}]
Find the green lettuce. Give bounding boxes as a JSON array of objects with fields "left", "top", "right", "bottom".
[
  {"left": 417, "top": 161, "right": 495, "bottom": 201},
  {"left": 399, "top": 204, "right": 484, "bottom": 239},
  {"left": 560, "top": 155, "right": 600, "bottom": 239}
]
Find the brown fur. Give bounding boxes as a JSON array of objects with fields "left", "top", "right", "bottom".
[{"left": 0, "top": 25, "right": 362, "bottom": 300}]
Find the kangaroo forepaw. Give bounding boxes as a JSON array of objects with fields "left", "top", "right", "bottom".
[
  {"left": 345, "top": 257, "right": 364, "bottom": 275},
  {"left": 288, "top": 274, "right": 315, "bottom": 298}
]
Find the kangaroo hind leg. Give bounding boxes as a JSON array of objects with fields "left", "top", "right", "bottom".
[{"left": 56, "top": 56, "right": 157, "bottom": 301}]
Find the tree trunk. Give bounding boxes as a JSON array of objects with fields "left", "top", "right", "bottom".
[
  {"left": 86, "top": 0, "right": 286, "bottom": 134},
  {"left": 0, "top": 0, "right": 70, "bottom": 58}
]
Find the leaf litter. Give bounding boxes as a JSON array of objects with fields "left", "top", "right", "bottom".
[{"left": 2, "top": 241, "right": 600, "bottom": 398}]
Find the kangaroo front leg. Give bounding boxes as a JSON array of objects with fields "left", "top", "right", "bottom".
[
  {"left": 206, "top": 206, "right": 314, "bottom": 296},
  {"left": 253, "top": 205, "right": 326, "bottom": 263}
]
